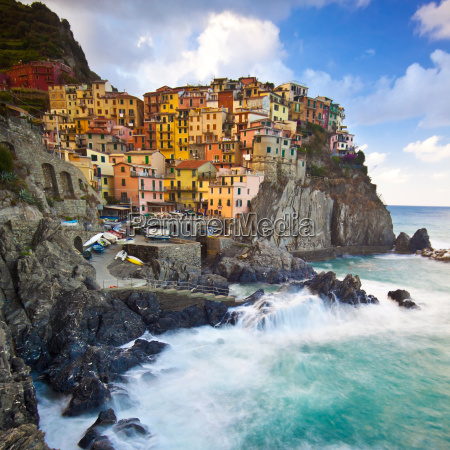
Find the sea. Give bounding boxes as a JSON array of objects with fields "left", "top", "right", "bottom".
[{"left": 36, "top": 205, "right": 450, "bottom": 449}]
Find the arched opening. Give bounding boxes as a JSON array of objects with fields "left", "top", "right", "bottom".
[
  {"left": 74, "top": 236, "right": 83, "bottom": 253},
  {"left": 60, "top": 171, "right": 75, "bottom": 197},
  {"left": 41, "top": 163, "right": 59, "bottom": 196},
  {"left": 79, "top": 179, "right": 85, "bottom": 191}
]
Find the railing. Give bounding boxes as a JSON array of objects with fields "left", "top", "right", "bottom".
[
  {"left": 147, "top": 280, "right": 231, "bottom": 296},
  {"left": 130, "top": 171, "right": 164, "bottom": 179}
]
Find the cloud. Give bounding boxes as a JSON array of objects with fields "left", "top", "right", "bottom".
[
  {"left": 373, "top": 168, "right": 412, "bottom": 184},
  {"left": 403, "top": 135, "right": 450, "bottom": 162},
  {"left": 350, "top": 50, "right": 450, "bottom": 127},
  {"left": 133, "top": 11, "right": 293, "bottom": 92},
  {"left": 432, "top": 172, "right": 449, "bottom": 180},
  {"left": 365, "top": 151, "right": 387, "bottom": 168},
  {"left": 413, "top": 0, "right": 450, "bottom": 40}
]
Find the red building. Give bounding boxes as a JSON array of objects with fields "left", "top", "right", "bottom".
[{"left": 6, "top": 60, "right": 74, "bottom": 91}]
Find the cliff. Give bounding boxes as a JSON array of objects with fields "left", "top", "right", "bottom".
[
  {"left": 250, "top": 132, "right": 395, "bottom": 255},
  {"left": 0, "top": 0, "right": 99, "bottom": 82}
]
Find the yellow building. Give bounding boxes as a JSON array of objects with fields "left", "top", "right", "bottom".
[
  {"left": 68, "top": 153, "right": 96, "bottom": 191},
  {"left": 167, "top": 160, "right": 217, "bottom": 210},
  {"left": 189, "top": 107, "right": 228, "bottom": 146}
]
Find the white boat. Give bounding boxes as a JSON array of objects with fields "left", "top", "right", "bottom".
[
  {"left": 114, "top": 250, "right": 127, "bottom": 261},
  {"left": 126, "top": 255, "right": 144, "bottom": 266},
  {"left": 84, "top": 233, "right": 104, "bottom": 247},
  {"left": 146, "top": 228, "right": 170, "bottom": 240},
  {"left": 97, "top": 237, "right": 110, "bottom": 247},
  {"left": 117, "top": 238, "right": 135, "bottom": 245},
  {"left": 102, "top": 232, "right": 117, "bottom": 243}
]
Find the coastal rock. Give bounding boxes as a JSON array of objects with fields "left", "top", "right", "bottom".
[
  {"left": 0, "top": 423, "right": 53, "bottom": 450},
  {"left": 251, "top": 178, "right": 395, "bottom": 252},
  {"left": 301, "top": 271, "right": 379, "bottom": 305},
  {"left": 0, "top": 322, "right": 39, "bottom": 432},
  {"left": 213, "top": 240, "right": 315, "bottom": 283},
  {"left": 78, "top": 409, "right": 118, "bottom": 448},
  {"left": 395, "top": 228, "right": 432, "bottom": 254},
  {"left": 242, "top": 289, "right": 265, "bottom": 305},
  {"left": 204, "top": 300, "right": 229, "bottom": 325},
  {"left": 388, "top": 289, "right": 419, "bottom": 309},
  {"left": 394, "top": 232, "right": 411, "bottom": 253},
  {"left": 409, "top": 228, "right": 432, "bottom": 252},
  {"left": 78, "top": 428, "right": 101, "bottom": 449},
  {"left": 63, "top": 376, "right": 111, "bottom": 417},
  {"left": 90, "top": 435, "right": 115, "bottom": 450},
  {"left": 113, "top": 418, "right": 150, "bottom": 438},
  {"left": 196, "top": 274, "right": 229, "bottom": 296},
  {"left": 93, "top": 408, "right": 117, "bottom": 427}
]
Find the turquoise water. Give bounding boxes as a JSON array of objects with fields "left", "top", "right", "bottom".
[{"left": 37, "top": 206, "right": 450, "bottom": 449}]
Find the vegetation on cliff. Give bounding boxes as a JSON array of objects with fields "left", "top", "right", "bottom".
[{"left": 0, "top": 0, "right": 98, "bottom": 82}]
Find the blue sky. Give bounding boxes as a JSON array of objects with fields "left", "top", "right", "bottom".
[{"left": 26, "top": 0, "right": 450, "bottom": 206}]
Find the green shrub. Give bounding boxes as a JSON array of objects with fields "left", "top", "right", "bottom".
[
  {"left": 355, "top": 150, "right": 365, "bottom": 165},
  {"left": 0, "top": 145, "right": 14, "bottom": 173},
  {"left": 331, "top": 155, "right": 341, "bottom": 164},
  {"left": 310, "top": 165, "right": 327, "bottom": 177}
]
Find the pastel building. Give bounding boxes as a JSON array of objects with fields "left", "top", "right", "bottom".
[
  {"left": 113, "top": 162, "right": 166, "bottom": 213},
  {"left": 167, "top": 160, "right": 217, "bottom": 210},
  {"left": 209, "top": 167, "right": 265, "bottom": 218},
  {"left": 330, "top": 131, "right": 355, "bottom": 155}
]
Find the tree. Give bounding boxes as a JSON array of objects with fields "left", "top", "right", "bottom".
[{"left": 356, "top": 150, "right": 365, "bottom": 165}]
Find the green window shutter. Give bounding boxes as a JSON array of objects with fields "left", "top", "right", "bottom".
[
  {"left": 88, "top": 133, "right": 92, "bottom": 139},
  {"left": 141, "top": 192, "right": 144, "bottom": 198},
  {"left": 237, "top": 188, "right": 241, "bottom": 195},
  {"left": 101, "top": 134, "right": 104, "bottom": 139},
  {"left": 145, "top": 156, "right": 149, "bottom": 164},
  {"left": 127, "top": 156, "right": 131, "bottom": 163},
  {"left": 114, "top": 144, "right": 117, "bottom": 150},
  {"left": 101, "top": 156, "right": 105, "bottom": 162}
]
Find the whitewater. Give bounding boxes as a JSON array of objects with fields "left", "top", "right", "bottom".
[{"left": 36, "top": 206, "right": 450, "bottom": 449}]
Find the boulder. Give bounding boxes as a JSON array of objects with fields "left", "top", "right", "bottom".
[
  {"left": 242, "top": 289, "right": 265, "bottom": 305},
  {"left": 394, "top": 232, "right": 411, "bottom": 253},
  {"left": 301, "top": 271, "right": 379, "bottom": 305},
  {"left": 90, "top": 435, "right": 115, "bottom": 450},
  {"left": 63, "top": 376, "right": 111, "bottom": 417},
  {"left": 78, "top": 427, "right": 101, "bottom": 449},
  {"left": 93, "top": 408, "right": 117, "bottom": 427},
  {"left": 409, "top": 228, "right": 432, "bottom": 252},
  {"left": 388, "top": 289, "right": 419, "bottom": 309},
  {"left": 113, "top": 418, "right": 150, "bottom": 438}
]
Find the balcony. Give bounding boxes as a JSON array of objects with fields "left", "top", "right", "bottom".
[
  {"left": 140, "top": 187, "right": 167, "bottom": 192},
  {"left": 222, "top": 148, "right": 235, "bottom": 154},
  {"left": 130, "top": 171, "right": 164, "bottom": 178},
  {"left": 197, "top": 174, "right": 217, "bottom": 181},
  {"left": 168, "top": 185, "right": 197, "bottom": 191},
  {"left": 165, "top": 172, "right": 175, "bottom": 179}
]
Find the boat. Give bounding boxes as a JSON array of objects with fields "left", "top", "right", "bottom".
[
  {"left": 126, "top": 255, "right": 144, "bottom": 266},
  {"left": 114, "top": 250, "right": 127, "bottom": 261},
  {"left": 83, "top": 233, "right": 103, "bottom": 247},
  {"left": 61, "top": 219, "right": 78, "bottom": 226},
  {"left": 103, "top": 232, "right": 118, "bottom": 243},
  {"left": 82, "top": 250, "right": 92, "bottom": 260},
  {"left": 97, "top": 238, "right": 110, "bottom": 247},
  {"left": 91, "top": 243, "right": 104, "bottom": 253},
  {"left": 117, "top": 238, "right": 135, "bottom": 245},
  {"left": 146, "top": 228, "right": 170, "bottom": 240}
]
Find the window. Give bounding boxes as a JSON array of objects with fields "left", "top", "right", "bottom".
[
  {"left": 127, "top": 156, "right": 131, "bottom": 163},
  {"left": 88, "top": 143, "right": 93, "bottom": 149},
  {"left": 240, "top": 176, "right": 243, "bottom": 182},
  {"left": 218, "top": 199, "right": 222, "bottom": 206},
  {"left": 91, "top": 155, "right": 98, "bottom": 161},
  {"left": 227, "top": 199, "right": 230, "bottom": 206},
  {"left": 101, "top": 156, "right": 106, "bottom": 163},
  {"left": 237, "top": 188, "right": 241, "bottom": 195},
  {"left": 121, "top": 179, "right": 126, "bottom": 186},
  {"left": 141, "top": 192, "right": 144, "bottom": 199},
  {"left": 247, "top": 200, "right": 251, "bottom": 207},
  {"left": 104, "top": 178, "right": 108, "bottom": 185},
  {"left": 177, "top": 170, "right": 180, "bottom": 176},
  {"left": 210, "top": 199, "right": 213, "bottom": 206},
  {"left": 101, "top": 144, "right": 105, "bottom": 152},
  {"left": 267, "top": 147, "right": 271, "bottom": 153},
  {"left": 192, "top": 170, "right": 196, "bottom": 177},
  {"left": 142, "top": 205, "right": 145, "bottom": 211},
  {"left": 114, "top": 144, "right": 117, "bottom": 150},
  {"left": 236, "top": 199, "right": 242, "bottom": 207},
  {"left": 121, "top": 166, "right": 125, "bottom": 172}
]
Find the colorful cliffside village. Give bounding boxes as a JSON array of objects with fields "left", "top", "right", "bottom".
[{"left": 26, "top": 71, "right": 356, "bottom": 218}]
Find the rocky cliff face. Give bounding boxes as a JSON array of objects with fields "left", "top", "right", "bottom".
[{"left": 251, "top": 171, "right": 395, "bottom": 251}]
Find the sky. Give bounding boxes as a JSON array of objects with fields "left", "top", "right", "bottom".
[{"left": 24, "top": 0, "right": 450, "bottom": 206}]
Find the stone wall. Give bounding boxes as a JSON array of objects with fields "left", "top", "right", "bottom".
[
  {"left": 252, "top": 156, "right": 301, "bottom": 183},
  {"left": 125, "top": 240, "right": 201, "bottom": 270},
  {"left": 0, "top": 118, "right": 101, "bottom": 222}
]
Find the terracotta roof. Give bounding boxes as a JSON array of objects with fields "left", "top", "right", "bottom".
[{"left": 176, "top": 160, "right": 210, "bottom": 169}]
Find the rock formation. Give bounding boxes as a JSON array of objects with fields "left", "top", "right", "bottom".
[
  {"left": 209, "top": 239, "right": 315, "bottom": 283},
  {"left": 387, "top": 290, "right": 419, "bottom": 309},
  {"left": 279, "top": 271, "right": 379, "bottom": 305},
  {"left": 251, "top": 174, "right": 395, "bottom": 253},
  {"left": 394, "top": 228, "right": 432, "bottom": 254}
]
